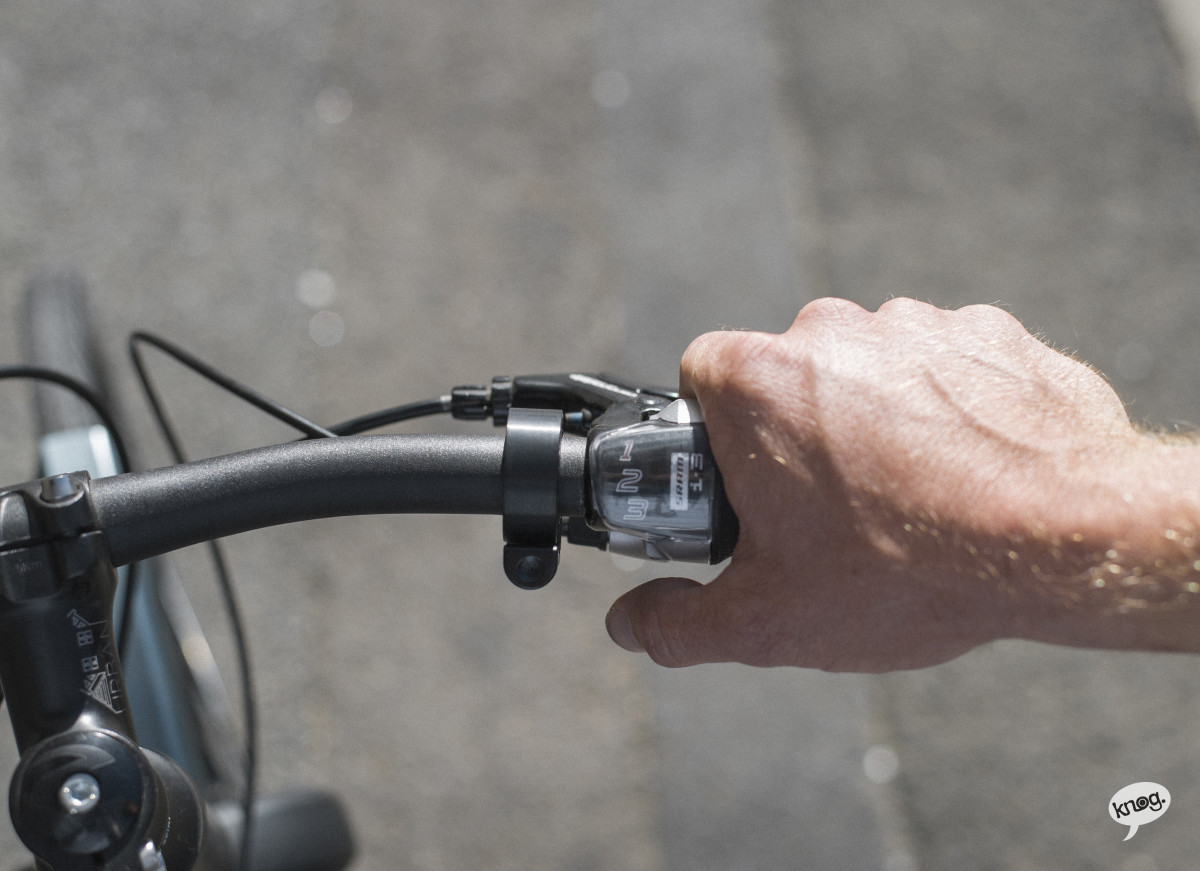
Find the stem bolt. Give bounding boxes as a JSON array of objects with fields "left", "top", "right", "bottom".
[{"left": 58, "top": 773, "right": 101, "bottom": 815}]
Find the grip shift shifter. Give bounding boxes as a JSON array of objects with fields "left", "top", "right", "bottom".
[{"left": 587, "top": 398, "right": 738, "bottom": 563}]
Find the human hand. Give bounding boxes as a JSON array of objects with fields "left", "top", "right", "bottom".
[{"left": 606, "top": 298, "right": 1189, "bottom": 672}]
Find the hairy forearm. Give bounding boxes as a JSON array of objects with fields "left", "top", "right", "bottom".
[{"left": 1005, "top": 434, "right": 1200, "bottom": 653}]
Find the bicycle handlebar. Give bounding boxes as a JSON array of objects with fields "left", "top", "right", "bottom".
[
  {"left": 90, "top": 433, "right": 585, "bottom": 567},
  {"left": 87, "top": 387, "right": 740, "bottom": 582},
  {"left": 0, "top": 372, "right": 740, "bottom": 870}
]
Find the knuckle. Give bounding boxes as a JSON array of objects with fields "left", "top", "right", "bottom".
[
  {"left": 680, "top": 329, "right": 731, "bottom": 384},
  {"left": 685, "top": 328, "right": 779, "bottom": 398},
  {"left": 795, "top": 296, "right": 868, "bottom": 325},
  {"left": 877, "top": 296, "right": 940, "bottom": 319}
]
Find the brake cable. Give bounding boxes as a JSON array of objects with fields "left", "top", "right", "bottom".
[{"left": 127, "top": 331, "right": 457, "bottom": 871}]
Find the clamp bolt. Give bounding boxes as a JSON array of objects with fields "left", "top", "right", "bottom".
[
  {"left": 41, "top": 473, "right": 79, "bottom": 503},
  {"left": 515, "top": 555, "right": 547, "bottom": 587}
]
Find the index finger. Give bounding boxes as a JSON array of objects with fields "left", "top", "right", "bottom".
[{"left": 678, "top": 328, "right": 771, "bottom": 401}]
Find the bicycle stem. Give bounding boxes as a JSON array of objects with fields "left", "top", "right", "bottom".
[{"left": 0, "top": 473, "right": 236, "bottom": 870}]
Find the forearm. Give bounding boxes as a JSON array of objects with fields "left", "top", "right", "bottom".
[{"left": 1006, "top": 434, "right": 1200, "bottom": 653}]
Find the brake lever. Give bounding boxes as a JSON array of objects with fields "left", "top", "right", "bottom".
[{"left": 451, "top": 373, "right": 676, "bottom": 431}]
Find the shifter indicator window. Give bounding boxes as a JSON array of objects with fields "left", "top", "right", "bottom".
[{"left": 590, "top": 420, "right": 714, "bottom": 540}]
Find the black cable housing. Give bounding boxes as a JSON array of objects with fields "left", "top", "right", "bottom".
[
  {"left": 129, "top": 332, "right": 338, "bottom": 442},
  {"left": 328, "top": 397, "right": 453, "bottom": 435}
]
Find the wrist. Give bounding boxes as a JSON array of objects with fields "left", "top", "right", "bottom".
[{"left": 1005, "top": 432, "right": 1200, "bottom": 653}]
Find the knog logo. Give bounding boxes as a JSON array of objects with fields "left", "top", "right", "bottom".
[{"left": 1108, "top": 782, "right": 1170, "bottom": 841}]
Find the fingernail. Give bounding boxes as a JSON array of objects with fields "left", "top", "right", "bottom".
[{"left": 606, "top": 606, "right": 644, "bottom": 653}]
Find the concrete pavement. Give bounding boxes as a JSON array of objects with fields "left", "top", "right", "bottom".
[{"left": 1, "top": 1, "right": 1199, "bottom": 869}]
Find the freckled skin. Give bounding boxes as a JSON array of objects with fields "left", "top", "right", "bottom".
[{"left": 606, "top": 299, "right": 1200, "bottom": 672}]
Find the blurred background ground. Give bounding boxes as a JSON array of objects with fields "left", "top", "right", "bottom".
[{"left": 1, "top": 0, "right": 1200, "bottom": 869}]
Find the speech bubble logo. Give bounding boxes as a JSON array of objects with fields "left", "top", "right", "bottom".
[{"left": 1109, "top": 782, "right": 1170, "bottom": 840}]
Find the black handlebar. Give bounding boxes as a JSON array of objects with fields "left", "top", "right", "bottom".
[
  {"left": 89, "top": 433, "right": 587, "bottom": 567},
  {"left": 0, "top": 372, "right": 739, "bottom": 870}
]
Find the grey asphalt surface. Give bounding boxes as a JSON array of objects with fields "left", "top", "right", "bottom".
[{"left": 1, "top": 1, "right": 1199, "bottom": 870}]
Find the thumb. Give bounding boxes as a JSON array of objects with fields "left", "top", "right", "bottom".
[{"left": 606, "top": 576, "right": 729, "bottom": 667}]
